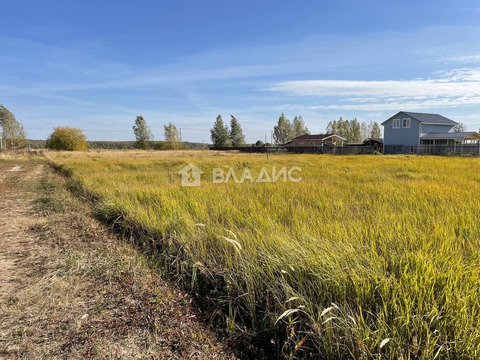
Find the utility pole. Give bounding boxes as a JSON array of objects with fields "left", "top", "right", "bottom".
[{"left": 179, "top": 128, "right": 182, "bottom": 142}]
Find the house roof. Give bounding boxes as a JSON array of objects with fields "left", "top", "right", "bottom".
[
  {"left": 420, "top": 132, "right": 480, "bottom": 140},
  {"left": 381, "top": 111, "right": 458, "bottom": 126},
  {"left": 288, "top": 134, "right": 341, "bottom": 141},
  {"left": 346, "top": 138, "right": 384, "bottom": 146},
  {"left": 285, "top": 134, "right": 346, "bottom": 145},
  {"left": 366, "top": 137, "right": 384, "bottom": 143}
]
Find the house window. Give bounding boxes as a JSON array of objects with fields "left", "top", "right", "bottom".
[
  {"left": 393, "top": 119, "right": 400, "bottom": 128},
  {"left": 310, "top": 141, "right": 313, "bottom": 146},
  {"left": 402, "top": 118, "right": 410, "bottom": 128}
]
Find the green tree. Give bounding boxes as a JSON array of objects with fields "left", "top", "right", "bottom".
[
  {"left": 327, "top": 117, "right": 348, "bottom": 139},
  {"left": 273, "top": 113, "right": 293, "bottom": 145},
  {"left": 326, "top": 119, "right": 337, "bottom": 134},
  {"left": 292, "top": 115, "right": 309, "bottom": 137},
  {"left": 45, "top": 127, "right": 87, "bottom": 151},
  {"left": 164, "top": 122, "right": 180, "bottom": 142},
  {"left": 133, "top": 116, "right": 153, "bottom": 149},
  {"left": 210, "top": 115, "right": 230, "bottom": 147},
  {"left": 340, "top": 118, "right": 350, "bottom": 141},
  {"left": 326, "top": 117, "right": 369, "bottom": 142},
  {"left": 360, "top": 122, "right": 369, "bottom": 141},
  {"left": 0, "top": 105, "right": 27, "bottom": 149},
  {"left": 254, "top": 140, "right": 264, "bottom": 147},
  {"left": 163, "top": 122, "right": 181, "bottom": 149},
  {"left": 370, "top": 121, "right": 382, "bottom": 138},
  {"left": 229, "top": 115, "right": 245, "bottom": 147},
  {"left": 350, "top": 118, "right": 362, "bottom": 143}
]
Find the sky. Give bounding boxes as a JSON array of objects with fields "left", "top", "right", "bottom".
[{"left": 1, "top": 0, "right": 480, "bottom": 143}]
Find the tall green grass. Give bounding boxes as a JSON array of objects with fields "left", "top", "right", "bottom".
[{"left": 48, "top": 150, "right": 480, "bottom": 359}]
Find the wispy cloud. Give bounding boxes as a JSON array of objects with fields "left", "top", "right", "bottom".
[
  {"left": 0, "top": 84, "right": 92, "bottom": 105},
  {"left": 267, "top": 68, "right": 480, "bottom": 111},
  {"left": 439, "top": 54, "right": 480, "bottom": 64}
]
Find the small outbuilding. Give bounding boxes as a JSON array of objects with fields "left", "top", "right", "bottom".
[{"left": 345, "top": 138, "right": 383, "bottom": 151}]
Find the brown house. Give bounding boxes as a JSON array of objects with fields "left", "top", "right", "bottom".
[{"left": 285, "top": 134, "right": 346, "bottom": 147}]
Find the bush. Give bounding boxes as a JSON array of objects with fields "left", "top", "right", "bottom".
[
  {"left": 88, "top": 141, "right": 136, "bottom": 149},
  {"left": 46, "top": 127, "right": 87, "bottom": 151},
  {"left": 155, "top": 141, "right": 184, "bottom": 150}
]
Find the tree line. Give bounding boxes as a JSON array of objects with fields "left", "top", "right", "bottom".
[
  {"left": 3, "top": 102, "right": 467, "bottom": 152},
  {"left": 326, "top": 117, "right": 382, "bottom": 143},
  {"left": 210, "top": 115, "right": 245, "bottom": 147},
  {"left": 6, "top": 103, "right": 473, "bottom": 152},
  {"left": 132, "top": 113, "right": 310, "bottom": 149},
  {"left": 132, "top": 115, "right": 185, "bottom": 150},
  {"left": 210, "top": 113, "right": 382, "bottom": 147}
]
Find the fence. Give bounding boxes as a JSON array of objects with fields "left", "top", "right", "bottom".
[
  {"left": 213, "top": 144, "right": 480, "bottom": 156},
  {"left": 212, "top": 146, "right": 377, "bottom": 155},
  {"left": 384, "top": 144, "right": 480, "bottom": 156},
  {"left": 285, "top": 146, "right": 376, "bottom": 154}
]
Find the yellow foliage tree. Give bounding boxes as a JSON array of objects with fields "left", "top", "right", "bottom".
[{"left": 46, "top": 127, "right": 87, "bottom": 151}]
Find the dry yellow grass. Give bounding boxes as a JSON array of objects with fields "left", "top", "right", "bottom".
[{"left": 47, "top": 150, "right": 480, "bottom": 359}]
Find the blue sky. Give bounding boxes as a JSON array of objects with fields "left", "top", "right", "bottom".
[{"left": 1, "top": 0, "right": 480, "bottom": 142}]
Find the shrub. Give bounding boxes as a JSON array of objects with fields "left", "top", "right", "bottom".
[
  {"left": 46, "top": 127, "right": 87, "bottom": 151},
  {"left": 155, "top": 141, "right": 184, "bottom": 150}
]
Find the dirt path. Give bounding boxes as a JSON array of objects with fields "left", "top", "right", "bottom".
[
  {"left": 0, "top": 165, "right": 40, "bottom": 299},
  {"left": 0, "top": 196, "right": 34, "bottom": 295},
  {"left": 0, "top": 159, "right": 235, "bottom": 359},
  {"left": 0, "top": 195, "right": 21, "bottom": 295}
]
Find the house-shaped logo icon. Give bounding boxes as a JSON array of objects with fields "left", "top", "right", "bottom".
[{"left": 178, "top": 164, "right": 204, "bottom": 187}]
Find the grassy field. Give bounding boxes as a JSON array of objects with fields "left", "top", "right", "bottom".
[{"left": 46, "top": 150, "right": 480, "bottom": 359}]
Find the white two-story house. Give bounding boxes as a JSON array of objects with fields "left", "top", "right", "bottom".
[{"left": 381, "top": 111, "right": 480, "bottom": 149}]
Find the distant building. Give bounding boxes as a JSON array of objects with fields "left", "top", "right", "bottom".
[
  {"left": 285, "top": 134, "right": 346, "bottom": 147},
  {"left": 345, "top": 138, "right": 383, "bottom": 151},
  {"left": 364, "top": 138, "right": 384, "bottom": 150}
]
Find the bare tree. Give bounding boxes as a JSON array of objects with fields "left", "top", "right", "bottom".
[{"left": 454, "top": 123, "right": 468, "bottom": 132}]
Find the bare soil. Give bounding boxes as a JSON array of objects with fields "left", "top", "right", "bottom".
[{"left": 0, "top": 158, "right": 236, "bottom": 359}]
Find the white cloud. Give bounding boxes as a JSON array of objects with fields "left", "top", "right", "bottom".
[
  {"left": 309, "top": 97, "right": 480, "bottom": 111},
  {"left": 267, "top": 68, "right": 480, "bottom": 111}
]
